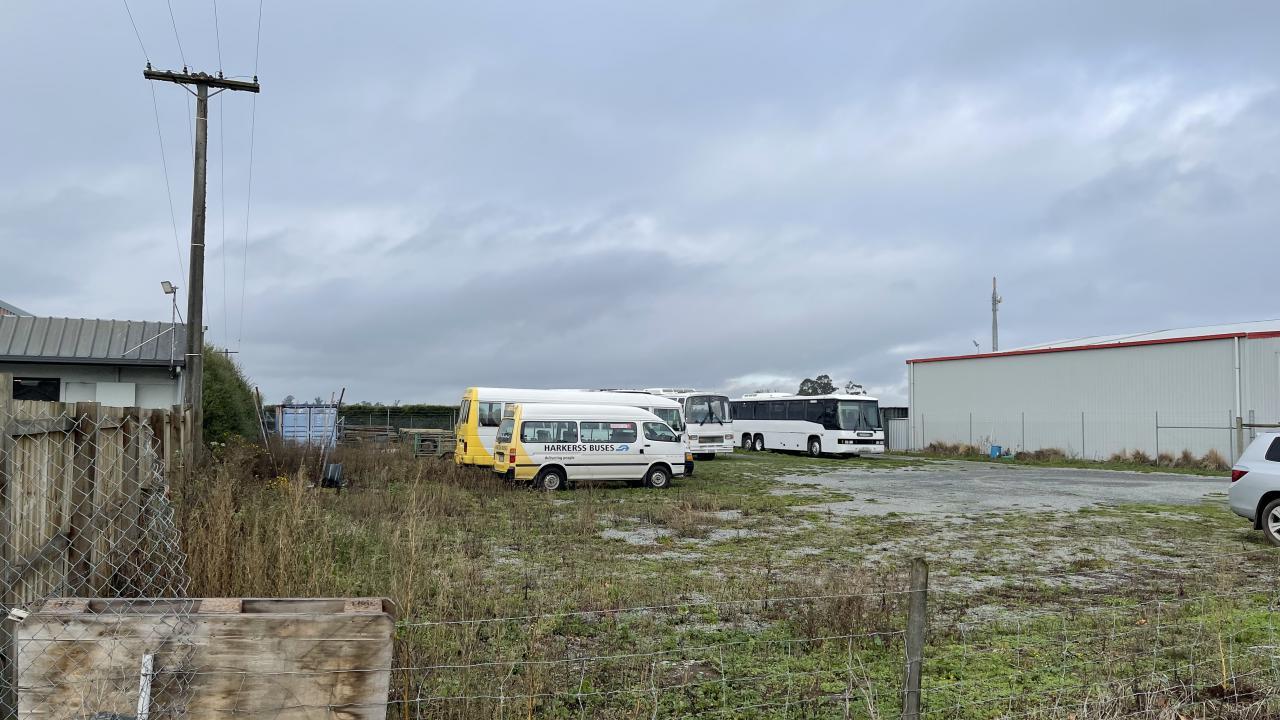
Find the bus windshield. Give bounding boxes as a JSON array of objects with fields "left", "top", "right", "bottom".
[
  {"left": 837, "top": 401, "right": 880, "bottom": 431},
  {"left": 685, "top": 395, "right": 730, "bottom": 425},
  {"left": 652, "top": 407, "right": 684, "bottom": 432}
]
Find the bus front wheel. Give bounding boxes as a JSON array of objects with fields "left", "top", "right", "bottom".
[
  {"left": 645, "top": 465, "right": 671, "bottom": 489},
  {"left": 807, "top": 437, "right": 822, "bottom": 458}
]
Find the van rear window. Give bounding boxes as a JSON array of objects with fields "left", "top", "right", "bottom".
[
  {"left": 1266, "top": 437, "right": 1280, "bottom": 463},
  {"left": 581, "top": 422, "right": 637, "bottom": 443}
]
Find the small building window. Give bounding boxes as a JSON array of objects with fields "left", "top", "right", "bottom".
[{"left": 13, "top": 377, "right": 59, "bottom": 402}]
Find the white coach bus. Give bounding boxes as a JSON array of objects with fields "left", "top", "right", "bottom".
[
  {"left": 454, "top": 387, "right": 684, "bottom": 467},
  {"left": 730, "top": 392, "right": 885, "bottom": 457},
  {"left": 644, "top": 388, "right": 734, "bottom": 459}
]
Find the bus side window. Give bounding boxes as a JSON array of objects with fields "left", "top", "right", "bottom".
[
  {"left": 787, "top": 401, "right": 806, "bottom": 421},
  {"left": 817, "top": 400, "right": 839, "bottom": 430},
  {"left": 804, "top": 401, "right": 822, "bottom": 423},
  {"left": 769, "top": 402, "right": 786, "bottom": 420},
  {"left": 478, "top": 402, "right": 504, "bottom": 427}
]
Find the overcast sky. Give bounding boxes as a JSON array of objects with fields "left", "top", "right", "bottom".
[{"left": 3, "top": 2, "right": 1278, "bottom": 405}]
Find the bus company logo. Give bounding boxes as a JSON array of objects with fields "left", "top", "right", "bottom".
[
  {"left": 544, "top": 443, "right": 618, "bottom": 453},
  {"left": 616, "top": 444, "right": 630, "bottom": 452}
]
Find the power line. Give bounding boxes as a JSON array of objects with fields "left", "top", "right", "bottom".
[
  {"left": 219, "top": 98, "right": 228, "bottom": 350},
  {"left": 149, "top": 84, "right": 187, "bottom": 281},
  {"left": 238, "top": 94, "right": 256, "bottom": 350},
  {"left": 165, "top": 0, "right": 187, "bottom": 67},
  {"left": 120, "top": 0, "right": 149, "bottom": 63},
  {"left": 120, "top": 0, "right": 185, "bottom": 285},
  {"left": 163, "top": 0, "right": 195, "bottom": 159},
  {"left": 211, "top": 0, "right": 223, "bottom": 72},
  {"left": 254, "top": 0, "right": 265, "bottom": 74},
  {"left": 239, "top": 0, "right": 265, "bottom": 350}
]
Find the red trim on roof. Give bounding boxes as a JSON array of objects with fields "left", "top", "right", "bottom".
[{"left": 906, "top": 331, "right": 1280, "bottom": 365}]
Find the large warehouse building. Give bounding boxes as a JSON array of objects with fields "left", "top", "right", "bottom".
[{"left": 906, "top": 319, "right": 1280, "bottom": 462}]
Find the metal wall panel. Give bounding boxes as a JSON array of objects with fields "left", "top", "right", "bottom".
[
  {"left": 909, "top": 338, "right": 1251, "bottom": 459},
  {"left": 885, "top": 417, "right": 910, "bottom": 451}
]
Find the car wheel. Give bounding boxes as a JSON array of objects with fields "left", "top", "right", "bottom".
[
  {"left": 644, "top": 465, "right": 671, "bottom": 489},
  {"left": 808, "top": 438, "right": 821, "bottom": 457},
  {"left": 1263, "top": 498, "right": 1280, "bottom": 547},
  {"left": 752, "top": 435, "right": 765, "bottom": 452},
  {"left": 741, "top": 434, "right": 753, "bottom": 450},
  {"left": 536, "top": 468, "right": 565, "bottom": 491}
]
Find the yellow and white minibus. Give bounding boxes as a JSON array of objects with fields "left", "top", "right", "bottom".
[
  {"left": 454, "top": 387, "right": 684, "bottom": 467},
  {"left": 493, "top": 403, "right": 687, "bottom": 490}
]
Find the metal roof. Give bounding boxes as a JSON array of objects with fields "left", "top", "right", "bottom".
[
  {"left": 0, "top": 299, "right": 32, "bottom": 316},
  {"left": 0, "top": 316, "right": 187, "bottom": 366},
  {"left": 909, "top": 318, "right": 1280, "bottom": 365},
  {"left": 1008, "top": 318, "right": 1280, "bottom": 351}
]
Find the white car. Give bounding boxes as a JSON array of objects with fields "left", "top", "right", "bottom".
[{"left": 1229, "top": 431, "right": 1280, "bottom": 546}]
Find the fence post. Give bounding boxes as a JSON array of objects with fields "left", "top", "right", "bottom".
[
  {"left": 122, "top": 408, "right": 144, "bottom": 571},
  {"left": 1020, "top": 411, "right": 1025, "bottom": 451},
  {"left": 1235, "top": 415, "right": 1246, "bottom": 463},
  {"left": 968, "top": 413, "right": 972, "bottom": 446},
  {"left": 902, "top": 557, "right": 928, "bottom": 720},
  {"left": 0, "top": 373, "right": 14, "bottom": 717},
  {"left": 1080, "top": 412, "right": 1086, "bottom": 460},
  {"left": 68, "top": 402, "right": 100, "bottom": 595},
  {"left": 1154, "top": 411, "right": 1159, "bottom": 461}
]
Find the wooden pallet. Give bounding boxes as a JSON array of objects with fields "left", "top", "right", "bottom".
[{"left": 18, "top": 597, "right": 395, "bottom": 719}]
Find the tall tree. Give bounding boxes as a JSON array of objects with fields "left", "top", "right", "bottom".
[
  {"left": 202, "top": 347, "right": 260, "bottom": 444},
  {"left": 797, "top": 374, "right": 836, "bottom": 396}
]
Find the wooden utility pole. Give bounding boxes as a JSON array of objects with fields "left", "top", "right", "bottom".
[{"left": 144, "top": 66, "right": 260, "bottom": 460}]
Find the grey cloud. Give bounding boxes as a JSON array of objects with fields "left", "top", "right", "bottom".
[{"left": 3, "top": 1, "right": 1280, "bottom": 405}]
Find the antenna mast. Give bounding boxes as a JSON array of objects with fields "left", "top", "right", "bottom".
[{"left": 991, "top": 276, "right": 1002, "bottom": 352}]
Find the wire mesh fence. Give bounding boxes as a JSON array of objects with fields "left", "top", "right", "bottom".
[
  {"left": 0, "top": 398, "right": 191, "bottom": 719},
  {"left": 2, "top": 394, "right": 1278, "bottom": 717},
  {"left": 911, "top": 409, "right": 1260, "bottom": 464}
]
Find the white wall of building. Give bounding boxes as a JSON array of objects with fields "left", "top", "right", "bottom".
[
  {"left": 908, "top": 336, "right": 1280, "bottom": 460},
  {"left": 1, "top": 362, "right": 183, "bottom": 410}
]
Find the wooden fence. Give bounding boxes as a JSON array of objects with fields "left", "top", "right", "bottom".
[{"left": 0, "top": 372, "right": 191, "bottom": 717}]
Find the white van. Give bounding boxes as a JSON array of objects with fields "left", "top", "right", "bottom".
[
  {"left": 454, "top": 387, "right": 685, "bottom": 467},
  {"left": 493, "top": 403, "right": 689, "bottom": 490}
]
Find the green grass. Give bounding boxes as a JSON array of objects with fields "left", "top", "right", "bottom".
[
  {"left": 178, "top": 444, "right": 1279, "bottom": 719},
  {"left": 898, "top": 450, "right": 1229, "bottom": 477}
]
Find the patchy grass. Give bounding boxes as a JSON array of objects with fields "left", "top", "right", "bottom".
[
  {"left": 902, "top": 446, "right": 1229, "bottom": 477},
  {"left": 176, "top": 443, "right": 1278, "bottom": 718}
]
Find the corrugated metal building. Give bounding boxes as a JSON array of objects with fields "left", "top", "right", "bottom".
[
  {"left": 0, "top": 299, "right": 32, "bottom": 318},
  {"left": 0, "top": 316, "right": 187, "bottom": 409},
  {"left": 906, "top": 319, "right": 1280, "bottom": 461}
]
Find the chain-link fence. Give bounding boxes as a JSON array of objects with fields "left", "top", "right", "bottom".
[
  {"left": 910, "top": 409, "right": 1264, "bottom": 464},
  {"left": 0, "top": 395, "right": 191, "bottom": 719}
]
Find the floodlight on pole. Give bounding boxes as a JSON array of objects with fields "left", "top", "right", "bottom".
[{"left": 161, "top": 281, "right": 177, "bottom": 295}]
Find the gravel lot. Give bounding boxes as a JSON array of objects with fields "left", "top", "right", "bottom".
[{"left": 779, "top": 459, "right": 1229, "bottom": 515}]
